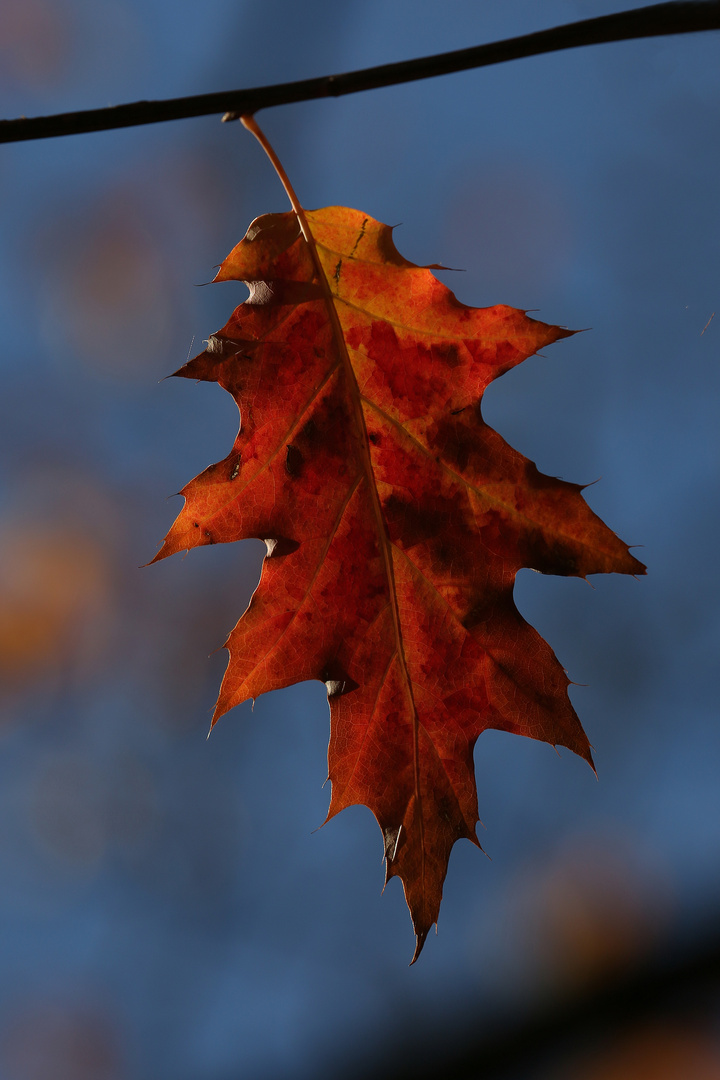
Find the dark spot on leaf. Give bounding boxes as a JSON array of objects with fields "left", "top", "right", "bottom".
[
  {"left": 431, "top": 411, "right": 490, "bottom": 474},
  {"left": 285, "top": 444, "right": 304, "bottom": 477},
  {"left": 532, "top": 542, "right": 580, "bottom": 577},
  {"left": 433, "top": 342, "right": 462, "bottom": 368},
  {"left": 383, "top": 494, "right": 448, "bottom": 547},
  {"left": 433, "top": 542, "right": 455, "bottom": 569},
  {"left": 299, "top": 417, "right": 318, "bottom": 445},
  {"left": 368, "top": 431, "right": 381, "bottom": 446},
  {"left": 444, "top": 432, "right": 470, "bottom": 473},
  {"left": 462, "top": 596, "right": 499, "bottom": 631}
]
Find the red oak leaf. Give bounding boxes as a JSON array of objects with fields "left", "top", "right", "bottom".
[{"left": 153, "top": 204, "right": 644, "bottom": 961}]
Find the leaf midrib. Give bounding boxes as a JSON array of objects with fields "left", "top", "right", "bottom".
[{"left": 300, "top": 216, "right": 428, "bottom": 900}]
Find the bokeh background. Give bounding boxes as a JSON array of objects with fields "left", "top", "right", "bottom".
[{"left": 0, "top": 1, "right": 719, "bottom": 1077}]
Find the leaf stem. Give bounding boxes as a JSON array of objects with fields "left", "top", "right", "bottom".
[{"left": 239, "top": 116, "right": 312, "bottom": 247}]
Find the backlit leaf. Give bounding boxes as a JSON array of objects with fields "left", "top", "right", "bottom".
[{"left": 154, "top": 203, "right": 644, "bottom": 961}]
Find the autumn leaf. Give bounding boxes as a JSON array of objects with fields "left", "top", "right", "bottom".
[{"left": 153, "top": 126, "right": 644, "bottom": 961}]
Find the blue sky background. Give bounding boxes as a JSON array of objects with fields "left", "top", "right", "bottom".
[{"left": 0, "top": 2, "right": 719, "bottom": 1077}]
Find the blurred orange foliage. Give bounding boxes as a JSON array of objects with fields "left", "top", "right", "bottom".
[{"left": 0, "top": 524, "right": 109, "bottom": 686}]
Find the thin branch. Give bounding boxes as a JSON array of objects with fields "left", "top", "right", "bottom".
[{"left": 0, "top": 2, "right": 718, "bottom": 145}]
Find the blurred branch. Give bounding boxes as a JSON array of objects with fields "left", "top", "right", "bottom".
[
  {"left": 336, "top": 926, "right": 720, "bottom": 1080},
  {"left": 0, "top": 2, "right": 718, "bottom": 144}
]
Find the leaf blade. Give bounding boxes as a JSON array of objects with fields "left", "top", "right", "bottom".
[{"left": 155, "top": 205, "right": 645, "bottom": 959}]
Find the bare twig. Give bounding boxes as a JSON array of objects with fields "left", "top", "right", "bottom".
[{"left": 0, "top": 2, "right": 718, "bottom": 145}]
